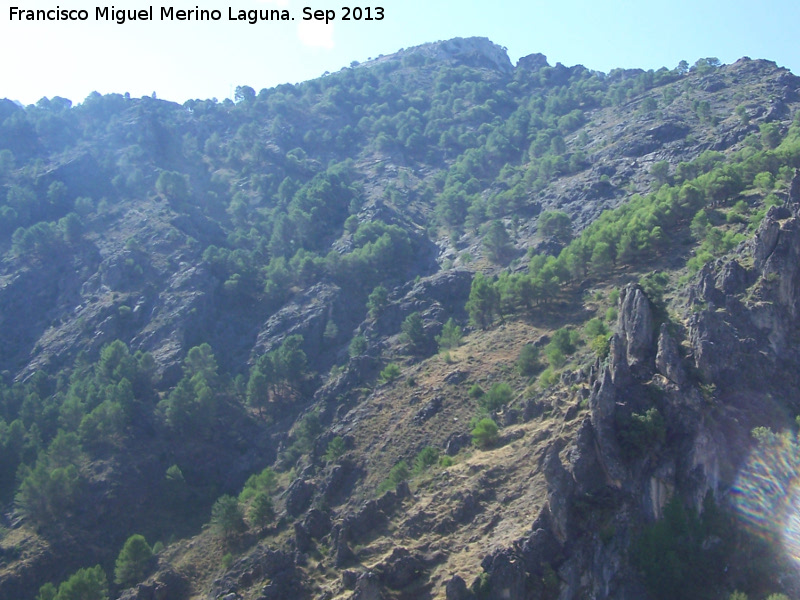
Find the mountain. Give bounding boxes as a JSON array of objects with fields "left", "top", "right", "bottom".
[{"left": 1, "top": 36, "right": 800, "bottom": 600}]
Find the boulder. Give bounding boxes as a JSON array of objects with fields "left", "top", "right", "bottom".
[
  {"left": 445, "top": 432, "right": 472, "bottom": 455},
  {"left": 445, "top": 575, "right": 471, "bottom": 600}
]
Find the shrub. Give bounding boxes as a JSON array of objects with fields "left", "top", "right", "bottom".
[
  {"left": 539, "top": 367, "right": 558, "bottom": 388},
  {"left": 585, "top": 317, "right": 608, "bottom": 338},
  {"left": 238, "top": 467, "right": 277, "bottom": 503},
  {"left": 413, "top": 447, "right": 439, "bottom": 474},
  {"left": 324, "top": 436, "right": 346, "bottom": 462},
  {"left": 590, "top": 335, "right": 611, "bottom": 359},
  {"left": 516, "top": 344, "right": 541, "bottom": 377},
  {"left": 211, "top": 495, "right": 246, "bottom": 538},
  {"left": 548, "top": 327, "right": 578, "bottom": 355},
  {"left": 481, "top": 382, "right": 513, "bottom": 412},
  {"left": 114, "top": 534, "right": 153, "bottom": 587},
  {"left": 401, "top": 312, "right": 426, "bottom": 352},
  {"left": 349, "top": 334, "right": 367, "bottom": 357},
  {"left": 545, "top": 346, "right": 566, "bottom": 368},
  {"left": 436, "top": 318, "right": 463, "bottom": 350},
  {"left": 367, "top": 285, "right": 388, "bottom": 319},
  {"left": 378, "top": 461, "right": 410, "bottom": 494},
  {"left": 616, "top": 408, "right": 665, "bottom": 458},
  {"left": 248, "top": 492, "right": 275, "bottom": 528},
  {"left": 379, "top": 363, "right": 401, "bottom": 383},
  {"left": 468, "top": 384, "right": 485, "bottom": 399},
  {"left": 40, "top": 565, "right": 108, "bottom": 600},
  {"left": 471, "top": 418, "right": 499, "bottom": 449}
]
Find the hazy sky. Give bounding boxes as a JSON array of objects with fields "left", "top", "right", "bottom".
[{"left": 2, "top": 0, "right": 799, "bottom": 105}]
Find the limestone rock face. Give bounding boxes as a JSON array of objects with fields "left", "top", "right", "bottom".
[
  {"left": 616, "top": 284, "right": 654, "bottom": 372},
  {"left": 655, "top": 324, "right": 686, "bottom": 386},
  {"left": 752, "top": 207, "right": 800, "bottom": 318}
]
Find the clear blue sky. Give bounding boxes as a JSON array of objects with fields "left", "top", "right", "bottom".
[{"left": 1, "top": 0, "right": 799, "bottom": 105}]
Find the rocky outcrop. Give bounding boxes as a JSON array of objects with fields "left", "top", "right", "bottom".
[
  {"left": 116, "top": 569, "right": 189, "bottom": 600},
  {"left": 374, "top": 547, "right": 427, "bottom": 589},
  {"left": 285, "top": 478, "right": 315, "bottom": 517},
  {"left": 253, "top": 282, "right": 362, "bottom": 375},
  {"left": 444, "top": 575, "right": 471, "bottom": 600},
  {"left": 350, "top": 572, "right": 384, "bottom": 600},
  {"left": 655, "top": 324, "right": 686, "bottom": 386},
  {"left": 207, "top": 548, "right": 299, "bottom": 600},
  {"left": 516, "top": 52, "right": 549, "bottom": 72},
  {"left": 399, "top": 37, "right": 513, "bottom": 74},
  {"left": 616, "top": 284, "right": 655, "bottom": 372}
]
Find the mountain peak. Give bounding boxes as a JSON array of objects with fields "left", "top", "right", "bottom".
[{"left": 396, "top": 36, "right": 513, "bottom": 73}]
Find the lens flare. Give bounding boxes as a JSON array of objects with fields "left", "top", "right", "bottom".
[{"left": 731, "top": 431, "right": 800, "bottom": 564}]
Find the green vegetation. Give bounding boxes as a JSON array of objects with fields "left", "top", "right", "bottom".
[
  {"left": 349, "top": 334, "right": 367, "bottom": 357},
  {"left": 616, "top": 407, "right": 666, "bottom": 458},
  {"left": 468, "top": 383, "right": 485, "bottom": 399},
  {"left": 238, "top": 467, "right": 277, "bottom": 503},
  {"left": 114, "top": 534, "right": 154, "bottom": 587},
  {"left": 378, "top": 460, "right": 410, "bottom": 494},
  {"left": 480, "top": 382, "right": 513, "bottom": 412},
  {"left": 585, "top": 317, "right": 611, "bottom": 358},
  {"left": 538, "top": 367, "right": 559, "bottom": 388},
  {"left": 413, "top": 446, "right": 440, "bottom": 474},
  {"left": 544, "top": 328, "right": 580, "bottom": 368},
  {"left": 367, "top": 285, "right": 389, "bottom": 319},
  {"left": 246, "top": 335, "right": 309, "bottom": 420},
  {"left": 211, "top": 495, "right": 246, "bottom": 538},
  {"left": 401, "top": 312, "right": 426, "bottom": 352},
  {"left": 324, "top": 436, "right": 346, "bottom": 463},
  {"left": 471, "top": 418, "right": 499, "bottom": 449},
  {"left": 460, "top": 112, "right": 800, "bottom": 327},
  {"left": 538, "top": 210, "right": 572, "bottom": 244},
  {"left": 629, "top": 494, "right": 774, "bottom": 600},
  {"left": 0, "top": 43, "right": 797, "bottom": 599},
  {"left": 516, "top": 343, "right": 542, "bottom": 377},
  {"left": 379, "top": 363, "right": 402, "bottom": 383},
  {"left": 436, "top": 318, "right": 463, "bottom": 351},
  {"left": 38, "top": 565, "right": 108, "bottom": 600},
  {"left": 248, "top": 492, "right": 275, "bottom": 528}
]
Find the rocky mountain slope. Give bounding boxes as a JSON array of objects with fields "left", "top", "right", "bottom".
[{"left": 1, "top": 37, "right": 800, "bottom": 600}]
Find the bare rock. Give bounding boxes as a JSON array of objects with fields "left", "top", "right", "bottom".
[
  {"left": 303, "top": 509, "right": 332, "bottom": 540},
  {"left": 294, "top": 521, "right": 313, "bottom": 553},
  {"left": 285, "top": 478, "right": 315, "bottom": 517},
  {"left": 350, "top": 572, "right": 384, "bottom": 600},
  {"left": 616, "top": 284, "right": 655, "bottom": 372},
  {"left": 375, "top": 547, "right": 426, "bottom": 589},
  {"left": 444, "top": 369, "right": 469, "bottom": 385},
  {"left": 445, "top": 432, "right": 472, "bottom": 455},
  {"left": 445, "top": 574, "right": 471, "bottom": 600},
  {"left": 342, "top": 570, "right": 359, "bottom": 590},
  {"left": 414, "top": 395, "right": 443, "bottom": 423},
  {"left": 478, "top": 548, "right": 527, "bottom": 600},
  {"left": 655, "top": 324, "right": 687, "bottom": 386}
]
